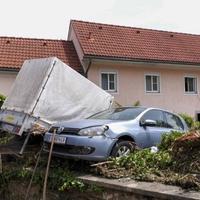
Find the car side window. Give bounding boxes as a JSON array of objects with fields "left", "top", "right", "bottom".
[
  {"left": 141, "top": 110, "right": 165, "bottom": 127},
  {"left": 164, "top": 112, "right": 184, "bottom": 130}
]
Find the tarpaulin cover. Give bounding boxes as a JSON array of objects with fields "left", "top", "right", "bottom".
[{"left": 2, "top": 57, "right": 114, "bottom": 123}]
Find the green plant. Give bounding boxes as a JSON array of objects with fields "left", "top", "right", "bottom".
[
  {"left": 158, "top": 131, "right": 183, "bottom": 151},
  {"left": 113, "top": 149, "right": 172, "bottom": 171},
  {"left": 0, "top": 154, "right": 86, "bottom": 192},
  {"left": 95, "top": 146, "right": 174, "bottom": 181},
  {"left": 0, "top": 93, "right": 5, "bottom": 108},
  {"left": 191, "top": 121, "right": 200, "bottom": 130},
  {"left": 179, "top": 113, "right": 194, "bottom": 128},
  {"left": 0, "top": 133, "right": 15, "bottom": 145}
]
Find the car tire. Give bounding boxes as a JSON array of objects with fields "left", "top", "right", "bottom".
[{"left": 111, "top": 140, "right": 135, "bottom": 157}]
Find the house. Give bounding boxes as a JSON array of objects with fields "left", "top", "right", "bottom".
[
  {"left": 0, "top": 37, "right": 82, "bottom": 95},
  {"left": 1, "top": 20, "right": 200, "bottom": 118},
  {"left": 68, "top": 20, "right": 200, "bottom": 118}
]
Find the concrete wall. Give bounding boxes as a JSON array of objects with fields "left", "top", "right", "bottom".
[
  {"left": 88, "top": 60, "right": 200, "bottom": 117},
  {"left": 79, "top": 175, "right": 200, "bottom": 200},
  {"left": 0, "top": 71, "right": 17, "bottom": 96}
]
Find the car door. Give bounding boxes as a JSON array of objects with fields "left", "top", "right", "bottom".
[{"left": 139, "top": 109, "right": 172, "bottom": 147}]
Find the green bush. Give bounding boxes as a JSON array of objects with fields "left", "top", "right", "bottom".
[
  {"left": 112, "top": 149, "right": 172, "bottom": 172},
  {"left": 192, "top": 121, "right": 200, "bottom": 130},
  {"left": 0, "top": 93, "right": 6, "bottom": 108},
  {"left": 158, "top": 131, "right": 183, "bottom": 151},
  {"left": 179, "top": 113, "right": 194, "bottom": 128}
]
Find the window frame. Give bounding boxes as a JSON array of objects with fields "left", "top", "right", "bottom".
[
  {"left": 100, "top": 71, "right": 118, "bottom": 92},
  {"left": 145, "top": 74, "right": 160, "bottom": 93},
  {"left": 184, "top": 76, "right": 198, "bottom": 94}
]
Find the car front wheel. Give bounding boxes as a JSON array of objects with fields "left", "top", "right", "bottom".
[{"left": 111, "top": 140, "right": 135, "bottom": 157}]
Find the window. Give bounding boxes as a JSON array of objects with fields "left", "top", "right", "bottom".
[
  {"left": 101, "top": 72, "right": 117, "bottom": 92},
  {"left": 185, "top": 77, "right": 197, "bottom": 93},
  {"left": 145, "top": 75, "right": 160, "bottom": 93},
  {"left": 141, "top": 110, "right": 165, "bottom": 127},
  {"left": 90, "top": 107, "right": 146, "bottom": 120},
  {"left": 196, "top": 113, "right": 200, "bottom": 122},
  {"left": 164, "top": 112, "right": 183, "bottom": 130}
]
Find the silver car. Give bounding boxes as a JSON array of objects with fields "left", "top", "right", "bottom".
[{"left": 44, "top": 107, "right": 188, "bottom": 161}]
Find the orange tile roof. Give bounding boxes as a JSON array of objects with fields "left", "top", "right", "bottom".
[
  {"left": 0, "top": 37, "right": 83, "bottom": 72},
  {"left": 71, "top": 20, "right": 200, "bottom": 65}
]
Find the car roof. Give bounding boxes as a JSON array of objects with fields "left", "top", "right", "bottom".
[{"left": 115, "top": 106, "right": 178, "bottom": 115}]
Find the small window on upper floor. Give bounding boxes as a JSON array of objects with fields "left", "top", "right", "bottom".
[
  {"left": 185, "top": 77, "right": 197, "bottom": 94},
  {"left": 101, "top": 72, "right": 117, "bottom": 92},
  {"left": 145, "top": 75, "right": 160, "bottom": 93}
]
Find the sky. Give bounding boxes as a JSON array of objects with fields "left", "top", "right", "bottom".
[{"left": 0, "top": 0, "right": 200, "bottom": 40}]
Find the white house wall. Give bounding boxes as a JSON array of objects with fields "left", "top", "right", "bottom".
[
  {"left": 0, "top": 71, "right": 17, "bottom": 96},
  {"left": 87, "top": 60, "right": 200, "bottom": 117}
]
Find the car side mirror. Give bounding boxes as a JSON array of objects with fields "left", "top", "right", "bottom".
[{"left": 140, "top": 119, "right": 157, "bottom": 127}]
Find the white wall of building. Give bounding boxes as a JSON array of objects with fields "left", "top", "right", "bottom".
[{"left": 0, "top": 71, "right": 17, "bottom": 96}]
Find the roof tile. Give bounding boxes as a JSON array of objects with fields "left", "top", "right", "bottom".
[
  {"left": 0, "top": 37, "right": 83, "bottom": 72},
  {"left": 71, "top": 20, "right": 200, "bottom": 65}
]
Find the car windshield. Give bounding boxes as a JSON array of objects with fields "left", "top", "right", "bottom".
[{"left": 89, "top": 107, "right": 146, "bottom": 121}]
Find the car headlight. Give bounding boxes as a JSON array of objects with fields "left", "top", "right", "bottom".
[{"left": 78, "top": 125, "right": 109, "bottom": 137}]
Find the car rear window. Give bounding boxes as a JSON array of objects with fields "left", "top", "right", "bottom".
[{"left": 89, "top": 107, "right": 146, "bottom": 120}]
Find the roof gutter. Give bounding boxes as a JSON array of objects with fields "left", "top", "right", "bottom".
[
  {"left": 0, "top": 68, "right": 19, "bottom": 72},
  {"left": 83, "top": 55, "right": 200, "bottom": 68}
]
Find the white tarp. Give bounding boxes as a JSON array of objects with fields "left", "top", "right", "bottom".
[
  {"left": 2, "top": 57, "right": 114, "bottom": 123},
  {"left": 3, "top": 58, "right": 53, "bottom": 113}
]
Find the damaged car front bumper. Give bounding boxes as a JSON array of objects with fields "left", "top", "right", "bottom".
[{"left": 43, "top": 132, "right": 117, "bottom": 161}]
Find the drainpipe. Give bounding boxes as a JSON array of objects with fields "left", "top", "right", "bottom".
[{"left": 85, "top": 59, "right": 92, "bottom": 78}]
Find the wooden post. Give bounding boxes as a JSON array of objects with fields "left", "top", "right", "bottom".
[
  {"left": 42, "top": 129, "right": 56, "bottom": 200},
  {"left": 0, "top": 154, "right": 2, "bottom": 173}
]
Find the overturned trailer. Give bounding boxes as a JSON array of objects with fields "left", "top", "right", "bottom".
[{"left": 0, "top": 57, "right": 114, "bottom": 138}]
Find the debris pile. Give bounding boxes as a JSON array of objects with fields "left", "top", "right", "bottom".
[
  {"left": 94, "top": 131, "right": 200, "bottom": 190},
  {"left": 172, "top": 131, "right": 200, "bottom": 174},
  {"left": 93, "top": 148, "right": 172, "bottom": 182}
]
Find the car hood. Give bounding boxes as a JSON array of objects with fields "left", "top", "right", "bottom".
[{"left": 53, "top": 119, "right": 117, "bottom": 129}]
